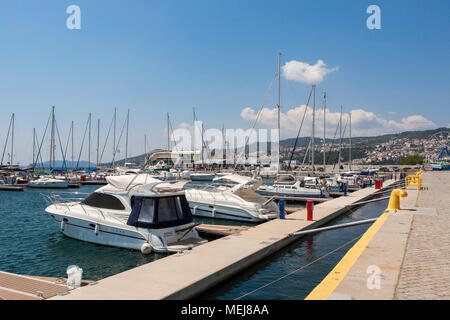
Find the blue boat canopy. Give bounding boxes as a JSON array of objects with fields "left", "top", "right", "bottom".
[{"left": 127, "top": 195, "right": 192, "bottom": 229}]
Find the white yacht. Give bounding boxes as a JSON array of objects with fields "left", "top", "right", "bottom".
[
  {"left": 256, "top": 174, "right": 324, "bottom": 198},
  {"left": 28, "top": 176, "right": 69, "bottom": 189},
  {"left": 185, "top": 174, "right": 279, "bottom": 222},
  {"left": 44, "top": 174, "right": 206, "bottom": 254}
]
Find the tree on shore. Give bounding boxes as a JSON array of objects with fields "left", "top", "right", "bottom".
[{"left": 400, "top": 155, "right": 423, "bottom": 165}]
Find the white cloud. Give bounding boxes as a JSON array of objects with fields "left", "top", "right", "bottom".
[
  {"left": 282, "top": 59, "right": 339, "bottom": 84},
  {"left": 241, "top": 106, "right": 437, "bottom": 138}
]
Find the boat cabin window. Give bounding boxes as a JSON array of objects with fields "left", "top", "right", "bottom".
[
  {"left": 127, "top": 195, "right": 192, "bottom": 229},
  {"left": 82, "top": 192, "right": 125, "bottom": 210},
  {"left": 158, "top": 197, "right": 186, "bottom": 223},
  {"left": 138, "top": 198, "right": 156, "bottom": 223}
]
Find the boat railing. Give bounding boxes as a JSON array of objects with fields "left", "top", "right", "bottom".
[{"left": 42, "top": 193, "right": 87, "bottom": 214}]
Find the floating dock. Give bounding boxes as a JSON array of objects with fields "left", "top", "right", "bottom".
[
  {"left": 80, "top": 181, "right": 107, "bottom": 186},
  {"left": 195, "top": 224, "right": 249, "bottom": 237},
  {"left": 0, "top": 185, "right": 24, "bottom": 191},
  {"left": 306, "top": 171, "right": 449, "bottom": 300},
  {"left": 0, "top": 270, "right": 93, "bottom": 300},
  {"left": 51, "top": 178, "right": 396, "bottom": 300},
  {"left": 263, "top": 195, "right": 330, "bottom": 202}
]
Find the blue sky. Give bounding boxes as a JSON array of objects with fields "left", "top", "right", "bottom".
[{"left": 0, "top": 0, "right": 449, "bottom": 165}]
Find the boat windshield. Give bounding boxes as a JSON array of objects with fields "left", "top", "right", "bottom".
[
  {"left": 82, "top": 192, "right": 126, "bottom": 210},
  {"left": 127, "top": 195, "right": 192, "bottom": 229}
]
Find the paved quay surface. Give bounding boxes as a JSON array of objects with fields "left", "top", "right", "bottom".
[
  {"left": 51, "top": 179, "right": 395, "bottom": 300},
  {"left": 306, "top": 171, "right": 449, "bottom": 300},
  {"left": 395, "top": 171, "right": 450, "bottom": 300}
]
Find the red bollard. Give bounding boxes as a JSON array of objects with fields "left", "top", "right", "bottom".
[
  {"left": 307, "top": 200, "right": 313, "bottom": 221},
  {"left": 375, "top": 179, "right": 381, "bottom": 189}
]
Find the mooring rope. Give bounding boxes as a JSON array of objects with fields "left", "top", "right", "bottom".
[
  {"left": 234, "top": 190, "right": 396, "bottom": 300},
  {"left": 234, "top": 233, "right": 364, "bottom": 300}
]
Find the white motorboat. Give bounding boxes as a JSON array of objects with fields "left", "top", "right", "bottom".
[
  {"left": 256, "top": 174, "right": 324, "bottom": 198},
  {"left": 44, "top": 174, "right": 207, "bottom": 254},
  {"left": 185, "top": 174, "right": 279, "bottom": 222},
  {"left": 28, "top": 176, "right": 69, "bottom": 189}
]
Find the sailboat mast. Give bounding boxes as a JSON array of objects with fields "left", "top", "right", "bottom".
[
  {"left": 71, "top": 121, "right": 74, "bottom": 171},
  {"left": 323, "top": 92, "right": 326, "bottom": 172},
  {"left": 349, "top": 111, "right": 352, "bottom": 170},
  {"left": 201, "top": 123, "right": 204, "bottom": 168},
  {"left": 97, "top": 118, "right": 100, "bottom": 167},
  {"left": 312, "top": 85, "right": 316, "bottom": 172},
  {"left": 144, "top": 134, "right": 147, "bottom": 156},
  {"left": 126, "top": 109, "right": 130, "bottom": 164},
  {"left": 88, "top": 112, "right": 91, "bottom": 169},
  {"left": 167, "top": 112, "right": 170, "bottom": 151},
  {"left": 51, "top": 106, "right": 55, "bottom": 170},
  {"left": 193, "top": 108, "right": 196, "bottom": 171},
  {"left": 338, "top": 105, "right": 343, "bottom": 171},
  {"left": 112, "top": 108, "right": 116, "bottom": 169},
  {"left": 222, "top": 124, "right": 225, "bottom": 169},
  {"left": 33, "top": 128, "right": 36, "bottom": 169},
  {"left": 10, "top": 113, "right": 14, "bottom": 169},
  {"left": 277, "top": 53, "right": 281, "bottom": 172}
]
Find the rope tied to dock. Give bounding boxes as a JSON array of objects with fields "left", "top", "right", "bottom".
[{"left": 234, "top": 233, "right": 364, "bottom": 300}]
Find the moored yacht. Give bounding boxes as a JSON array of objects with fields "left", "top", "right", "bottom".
[
  {"left": 44, "top": 174, "right": 206, "bottom": 254},
  {"left": 28, "top": 176, "right": 69, "bottom": 189},
  {"left": 185, "top": 174, "right": 279, "bottom": 222},
  {"left": 256, "top": 174, "right": 325, "bottom": 198}
]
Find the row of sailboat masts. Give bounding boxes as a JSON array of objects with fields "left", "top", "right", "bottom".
[
  {"left": 301, "top": 85, "right": 353, "bottom": 173},
  {"left": 337, "top": 105, "right": 353, "bottom": 171},
  {"left": 32, "top": 107, "right": 133, "bottom": 171}
]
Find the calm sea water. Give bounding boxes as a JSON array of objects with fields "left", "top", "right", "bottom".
[
  {"left": 0, "top": 181, "right": 390, "bottom": 300},
  {"left": 0, "top": 186, "right": 168, "bottom": 280},
  {"left": 201, "top": 192, "right": 391, "bottom": 300},
  {"left": 0, "top": 182, "right": 265, "bottom": 280}
]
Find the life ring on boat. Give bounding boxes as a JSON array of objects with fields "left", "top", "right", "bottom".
[{"left": 140, "top": 242, "right": 153, "bottom": 255}]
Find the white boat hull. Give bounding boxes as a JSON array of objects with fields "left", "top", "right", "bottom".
[
  {"left": 46, "top": 209, "right": 203, "bottom": 253},
  {"left": 49, "top": 213, "right": 148, "bottom": 251},
  {"left": 188, "top": 201, "right": 277, "bottom": 222},
  {"left": 28, "top": 180, "right": 69, "bottom": 188},
  {"left": 256, "top": 188, "right": 323, "bottom": 198}
]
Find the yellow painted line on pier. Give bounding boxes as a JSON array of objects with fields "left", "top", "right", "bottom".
[{"left": 305, "top": 212, "right": 391, "bottom": 300}]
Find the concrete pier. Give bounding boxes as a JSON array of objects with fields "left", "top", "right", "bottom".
[
  {"left": 306, "top": 171, "right": 449, "bottom": 300},
  {"left": 51, "top": 179, "right": 396, "bottom": 300}
]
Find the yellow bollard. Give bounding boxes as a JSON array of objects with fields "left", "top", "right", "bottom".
[
  {"left": 405, "top": 173, "right": 422, "bottom": 190},
  {"left": 386, "top": 189, "right": 408, "bottom": 212}
]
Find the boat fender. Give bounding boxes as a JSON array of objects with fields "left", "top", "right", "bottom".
[
  {"left": 212, "top": 208, "right": 216, "bottom": 217},
  {"left": 94, "top": 224, "right": 99, "bottom": 236},
  {"left": 141, "top": 242, "right": 153, "bottom": 255},
  {"left": 60, "top": 219, "right": 67, "bottom": 231}
]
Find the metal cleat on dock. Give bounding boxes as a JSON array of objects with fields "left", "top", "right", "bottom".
[{"left": 386, "top": 189, "right": 408, "bottom": 212}]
